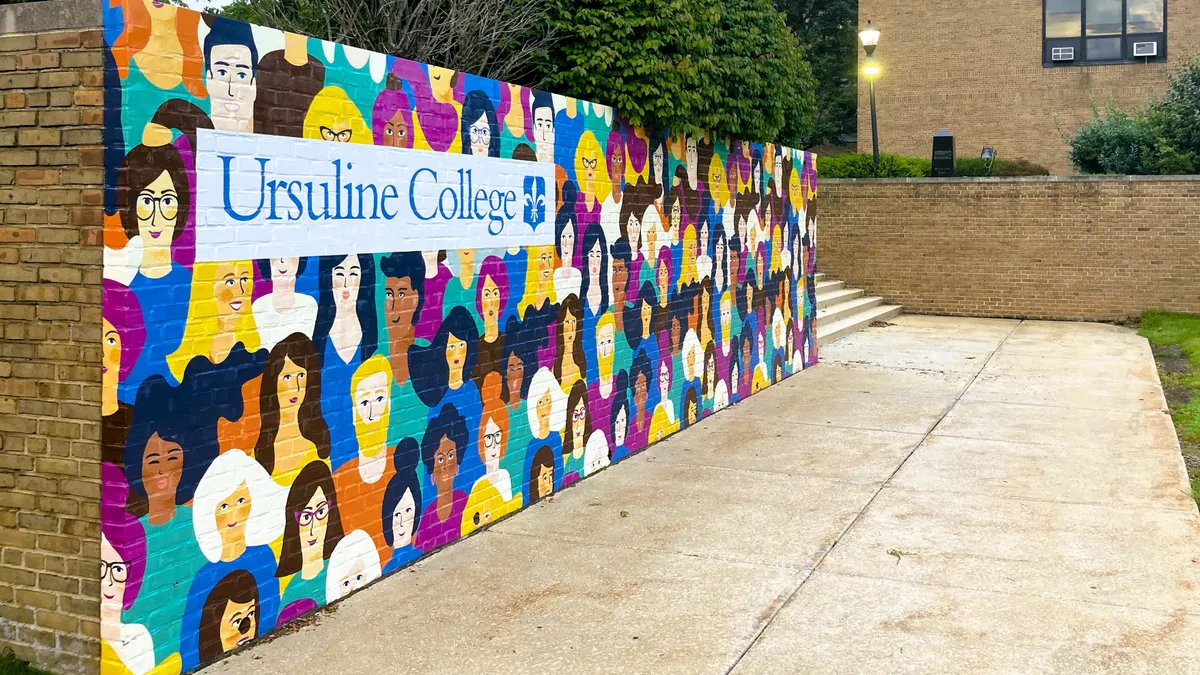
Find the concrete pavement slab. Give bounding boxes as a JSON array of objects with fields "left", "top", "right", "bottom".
[
  {"left": 819, "top": 330, "right": 1004, "bottom": 356},
  {"left": 891, "top": 434, "right": 1194, "bottom": 510},
  {"left": 962, "top": 371, "right": 1168, "bottom": 412},
  {"left": 725, "top": 385, "right": 956, "bottom": 435},
  {"left": 983, "top": 351, "right": 1161, "bottom": 383},
  {"left": 819, "top": 486, "right": 1200, "bottom": 614},
  {"left": 731, "top": 572, "right": 1200, "bottom": 675},
  {"left": 933, "top": 399, "right": 1178, "bottom": 450},
  {"left": 788, "top": 362, "right": 976, "bottom": 398},
  {"left": 206, "top": 530, "right": 802, "bottom": 675},
  {"left": 818, "top": 343, "right": 993, "bottom": 374},
  {"left": 646, "top": 414, "right": 923, "bottom": 484},
  {"left": 492, "top": 457, "right": 878, "bottom": 569}
]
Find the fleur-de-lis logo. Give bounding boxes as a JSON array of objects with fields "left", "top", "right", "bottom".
[{"left": 523, "top": 175, "right": 546, "bottom": 231}]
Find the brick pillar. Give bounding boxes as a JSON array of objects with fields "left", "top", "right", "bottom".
[{"left": 0, "top": 1, "right": 105, "bottom": 672}]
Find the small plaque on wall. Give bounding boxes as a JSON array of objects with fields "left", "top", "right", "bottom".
[{"left": 932, "top": 130, "right": 955, "bottom": 178}]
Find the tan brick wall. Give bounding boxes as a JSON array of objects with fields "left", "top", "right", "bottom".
[
  {"left": 857, "top": 0, "right": 1200, "bottom": 175},
  {"left": 818, "top": 177, "right": 1200, "bottom": 321},
  {"left": 0, "top": 20, "right": 105, "bottom": 675}
]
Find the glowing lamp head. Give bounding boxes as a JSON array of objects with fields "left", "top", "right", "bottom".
[
  {"left": 863, "top": 56, "right": 881, "bottom": 77},
  {"left": 859, "top": 22, "right": 881, "bottom": 53}
]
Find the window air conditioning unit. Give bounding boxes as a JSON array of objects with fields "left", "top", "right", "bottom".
[
  {"left": 1051, "top": 47, "right": 1075, "bottom": 62},
  {"left": 1133, "top": 41, "right": 1158, "bottom": 57}
]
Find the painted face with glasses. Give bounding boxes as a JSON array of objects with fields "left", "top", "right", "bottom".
[
  {"left": 481, "top": 417, "right": 504, "bottom": 468},
  {"left": 136, "top": 171, "right": 179, "bottom": 253},
  {"left": 295, "top": 487, "right": 331, "bottom": 556},
  {"left": 468, "top": 113, "right": 491, "bottom": 156}
]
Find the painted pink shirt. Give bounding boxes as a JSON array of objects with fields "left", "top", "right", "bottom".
[{"left": 413, "top": 489, "right": 468, "bottom": 553}]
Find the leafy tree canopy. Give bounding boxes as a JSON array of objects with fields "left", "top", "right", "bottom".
[
  {"left": 542, "top": 0, "right": 817, "bottom": 146},
  {"left": 774, "top": 0, "right": 857, "bottom": 147}
]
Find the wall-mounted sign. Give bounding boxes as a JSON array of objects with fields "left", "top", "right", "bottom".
[{"left": 195, "top": 129, "right": 555, "bottom": 261}]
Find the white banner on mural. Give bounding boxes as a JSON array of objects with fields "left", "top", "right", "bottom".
[{"left": 194, "top": 129, "right": 555, "bottom": 262}]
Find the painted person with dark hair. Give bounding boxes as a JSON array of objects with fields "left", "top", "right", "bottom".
[
  {"left": 379, "top": 250, "right": 428, "bottom": 444},
  {"left": 103, "top": 279, "right": 143, "bottom": 460},
  {"left": 198, "top": 569, "right": 259, "bottom": 664},
  {"left": 254, "top": 334, "right": 331, "bottom": 485},
  {"left": 120, "top": 377, "right": 208, "bottom": 663},
  {"left": 410, "top": 306, "right": 483, "bottom": 486},
  {"left": 313, "top": 253, "right": 378, "bottom": 470},
  {"left": 473, "top": 255, "right": 509, "bottom": 393},
  {"left": 203, "top": 17, "right": 258, "bottom": 133},
  {"left": 275, "top": 461, "right": 344, "bottom": 620},
  {"left": 626, "top": 349, "right": 654, "bottom": 453},
  {"left": 608, "top": 370, "right": 631, "bottom": 461},
  {"left": 413, "top": 404, "right": 469, "bottom": 552},
  {"left": 380, "top": 449, "right": 423, "bottom": 573},
  {"left": 555, "top": 294, "right": 587, "bottom": 391},
  {"left": 579, "top": 222, "right": 609, "bottom": 368},
  {"left": 561, "top": 379, "right": 591, "bottom": 486},
  {"left": 527, "top": 445, "right": 556, "bottom": 505},
  {"left": 254, "top": 31, "right": 326, "bottom": 138},
  {"left": 117, "top": 141, "right": 193, "bottom": 399},
  {"left": 461, "top": 90, "right": 500, "bottom": 157}
]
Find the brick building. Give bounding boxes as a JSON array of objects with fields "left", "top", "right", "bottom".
[{"left": 857, "top": 0, "right": 1200, "bottom": 174}]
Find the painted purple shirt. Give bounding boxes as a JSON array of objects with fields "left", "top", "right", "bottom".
[
  {"left": 416, "top": 264, "right": 453, "bottom": 342},
  {"left": 413, "top": 489, "right": 468, "bottom": 553}
]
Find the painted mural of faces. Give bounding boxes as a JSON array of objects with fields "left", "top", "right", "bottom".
[
  {"left": 651, "top": 144, "right": 665, "bottom": 184},
  {"left": 200, "top": 570, "right": 259, "bottom": 662},
  {"left": 446, "top": 331, "right": 467, "bottom": 382},
  {"left": 428, "top": 66, "right": 456, "bottom": 103},
  {"left": 658, "top": 360, "right": 670, "bottom": 398},
  {"left": 136, "top": 170, "right": 179, "bottom": 249},
  {"left": 354, "top": 371, "right": 389, "bottom": 426},
  {"left": 634, "top": 372, "right": 648, "bottom": 413},
  {"left": 297, "top": 486, "right": 331, "bottom": 560},
  {"left": 432, "top": 434, "right": 459, "bottom": 495},
  {"left": 383, "top": 109, "right": 410, "bottom": 148},
  {"left": 721, "top": 297, "right": 733, "bottom": 337},
  {"left": 640, "top": 300, "right": 653, "bottom": 337},
  {"left": 270, "top": 257, "right": 300, "bottom": 286},
  {"left": 100, "top": 534, "right": 127, "bottom": 615},
  {"left": 533, "top": 106, "right": 555, "bottom": 163},
  {"left": 613, "top": 404, "right": 628, "bottom": 446},
  {"left": 467, "top": 110, "right": 492, "bottom": 156},
  {"left": 597, "top": 322, "right": 615, "bottom": 363},
  {"left": 505, "top": 352, "right": 524, "bottom": 407},
  {"left": 612, "top": 257, "right": 628, "bottom": 304},
  {"left": 385, "top": 275, "right": 418, "bottom": 327},
  {"left": 141, "top": 432, "right": 184, "bottom": 506},
  {"left": 587, "top": 239, "right": 602, "bottom": 277},
  {"left": 390, "top": 488, "right": 417, "bottom": 547},
  {"left": 685, "top": 137, "right": 699, "bottom": 188},
  {"left": 277, "top": 356, "right": 306, "bottom": 412},
  {"left": 327, "top": 530, "right": 382, "bottom": 602},
  {"left": 536, "top": 457, "right": 554, "bottom": 500},
  {"left": 482, "top": 417, "right": 503, "bottom": 466},
  {"left": 102, "top": 318, "right": 121, "bottom": 388},
  {"left": 480, "top": 276, "right": 501, "bottom": 322},
  {"left": 332, "top": 255, "right": 362, "bottom": 313},
  {"left": 207, "top": 44, "right": 256, "bottom": 132},
  {"left": 212, "top": 261, "right": 252, "bottom": 322},
  {"left": 559, "top": 224, "right": 575, "bottom": 267},
  {"left": 215, "top": 482, "right": 252, "bottom": 555}
]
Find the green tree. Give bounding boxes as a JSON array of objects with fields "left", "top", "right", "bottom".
[
  {"left": 543, "top": 0, "right": 816, "bottom": 144},
  {"left": 774, "top": 0, "right": 857, "bottom": 147},
  {"left": 1154, "top": 54, "right": 1200, "bottom": 160},
  {"left": 204, "top": 0, "right": 258, "bottom": 22}
]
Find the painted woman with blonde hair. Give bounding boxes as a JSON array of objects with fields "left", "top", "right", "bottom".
[
  {"left": 574, "top": 131, "right": 609, "bottom": 239},
  {"left": 303, "top": 86, "right": 371, "bottom": 145},
  {"left": 167, "top": 260, "right": 261, "bottom": 383},
  {"left": 333, "top": 354, "right": 395, "bottom": 564},
  {"left": 520, "top": 243, "right": 558, "bottom": 370}
]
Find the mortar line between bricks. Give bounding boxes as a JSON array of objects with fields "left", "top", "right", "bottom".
[{"left": 720, "top": 319, "right": 1023, "bottom": 674}]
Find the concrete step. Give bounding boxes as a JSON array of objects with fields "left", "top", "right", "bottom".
[
  {"left": 816, "top": 303, "right": 904, "bottom": 346},
  {"left": 815, "top": 295, "right": 884, "bottom": 326},
  {"left": 814, "top": 279, "right": 845, "bottom": 294},
  {"left": 815, "top": 287, "right": 864, "bottom": 310},
  {"left": 813, "top": 272, "right": 825, "bottom": 283}
]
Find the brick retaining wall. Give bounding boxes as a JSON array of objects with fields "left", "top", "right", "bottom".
[
  {"left": 0, "top": 1, "right": 105, "bottom": 672},
  {"left": 818, "top": 177, "right": 1200, "bottom": 321}
]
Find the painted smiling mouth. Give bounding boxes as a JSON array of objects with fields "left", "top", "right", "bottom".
[
  {"left": 237, "top": 637, "right": 252, "bottom": 646},
  {"left": 307, "top": 538, "right": 317, "bottom": 546},
  {"left": 289, "top": 397, "right": 298, "bottom": 404},
  {"left": 229, "top": 301, "right": 243, "bottom": 311},
  {"left": 224, "top": 103, "right": 240, "bottom": 112},
  {"left": 102, "top": 366, "right": 108, "bottom": 374},
  {"left": 103, "top": 592, "right": 115, "bottom": 600},
  {"left": 150, "top": 231, "right": 161, "bottom": 239},
  {"left": 226, "top": 522, "right": 239, "bottom": 528}
]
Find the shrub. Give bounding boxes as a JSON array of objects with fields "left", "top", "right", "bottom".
[
  {"left": 817, "top": 152, "right": 929, "bottom": 178},
  {"left": 954, "top": 157, "right": 1051, "bottom": 177},
  {"left": 1069, "top": 54, "right": 1200, "bottom": 175}
]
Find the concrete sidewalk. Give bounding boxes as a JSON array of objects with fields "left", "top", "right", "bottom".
[{"left": 205, "top": 316, "right": 1200, "bottom": 675}]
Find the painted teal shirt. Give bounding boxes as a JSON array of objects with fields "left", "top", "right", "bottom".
[{"left": 123, "top": 505, "right": 201, "bottom": 664}]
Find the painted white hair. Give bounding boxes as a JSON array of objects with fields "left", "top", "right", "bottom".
[
  {"left": 583, "top": 430, "right": 610, "bottom": 477},
  {"left": 326, "top": 529, "right": 382, "bottom": 602},
  {"left": 681, "top": 329, "right": 702, "bottom": 380},
  {"left": 526, "top": 367, "right": 567, "bottom": 437},
  {"left": 192, "top": 449, "right": 287, "bottom": 563},
  {"left": 714, "top": 380, "right": 730, "bottom": 411}
]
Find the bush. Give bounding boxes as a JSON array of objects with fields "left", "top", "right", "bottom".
[
  {"left": 953, "top": 157, "right": 1050, "bottom": 177},
  {"left": 1069, "top": 54, "right": 1200, "bottom": 175},
  {"left": 817, "top": 152, "right": 929, "bottom": 178}
]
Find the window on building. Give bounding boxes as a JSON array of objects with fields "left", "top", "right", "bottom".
[{"left": 1043, "top": 0, "right": 1166, "bottom": 66}]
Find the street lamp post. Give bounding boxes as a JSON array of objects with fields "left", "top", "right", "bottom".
[{"left": 859, "top": 22, "right": 881, "bottom": 171}]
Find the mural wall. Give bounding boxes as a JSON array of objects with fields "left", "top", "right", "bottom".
[{"left": 99, "top": 3, "right": 818, "bottom": 673}]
